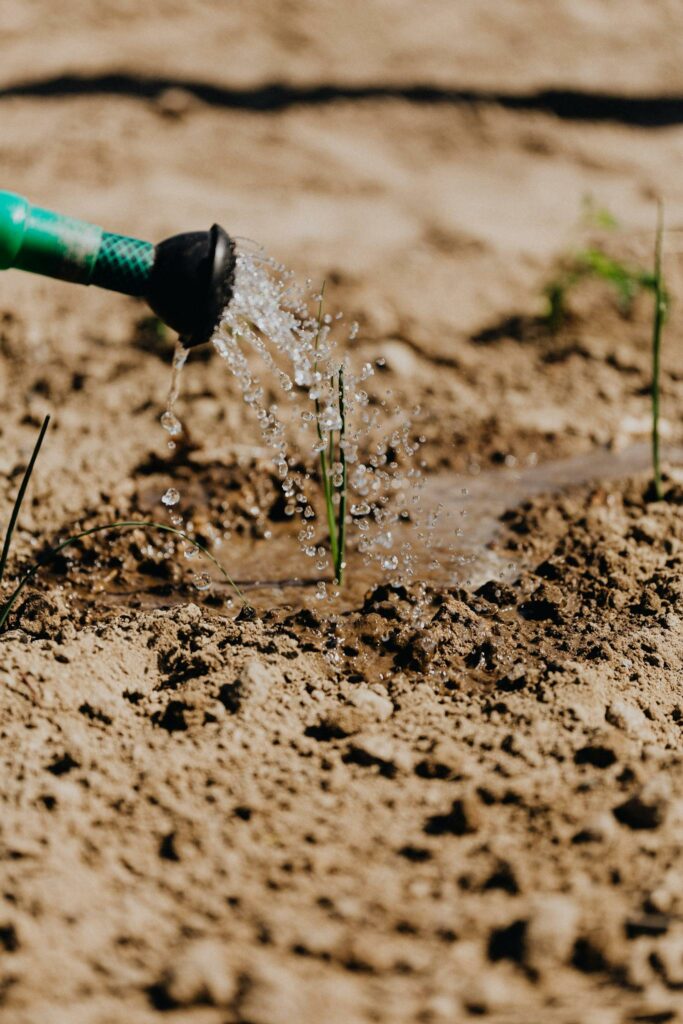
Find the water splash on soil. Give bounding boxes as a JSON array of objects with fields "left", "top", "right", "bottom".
[
  {"left": 95, "top": 441, "right": 683, "bottom": 618},
  {"left": 156, "top": 247, "right": 677, "bottom": 612},
  {"left": 205, "top": 243, "right": 443, "bottom": 596},
  {"left": 424, "top": 440, "right": 683, "bottom": 589}
]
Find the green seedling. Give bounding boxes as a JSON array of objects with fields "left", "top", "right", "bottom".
[
  {"left": 544, "top": 248, "right": 656, "bottom": 331},
  {"left": 0, "top": 416, "right": 246, "bottom": 632},
  {"left": 581, "top": 195, "right": 620, "bottom": 231},
  {"left": 313, "top": 284, "right": 348, "bottom": 585},
  {"left": 544, "top": 203, "right": 670, "bottom": 501},
  {"left": 651, "top": 203, "right": 668, "bottom": 501},
  {"left": 544, "top": 200, "right": 655, "bottom": 330},
  {"left": 336, "top": 365, "right": 348, "bottom": 585}
]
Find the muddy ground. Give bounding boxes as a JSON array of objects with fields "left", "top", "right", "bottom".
[{"left": 3, "top": 3, "right": 683, "bottom": 1022}]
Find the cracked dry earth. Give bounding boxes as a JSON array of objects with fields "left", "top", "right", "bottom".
[{"left": 5, "top": 2, "right": 683, "bottom": 1023}]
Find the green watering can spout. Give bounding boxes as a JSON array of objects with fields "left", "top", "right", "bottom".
[{"left": 0, "top": 190, "right": 235, "bottom": 347}]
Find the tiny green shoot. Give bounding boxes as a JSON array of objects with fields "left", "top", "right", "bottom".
[
  {"left": 544, "top": 200, "right": 656, "bottom": 330},
  {"left": 544, "top": 202, "right": 670, "bottom": 501},
  {"left": 313, "top": 284, "right": 348, "bottom": 585},
  {"left": 581, "top": 195, "right": 620, "bottom": 231},
  {"left": 651, "top": 202, "right": 668, "bottom": 501},
  {"left": 544, "top": 249, "right": 656, "bottom": 330},
  {"left": 336, "top": 365, "right": 348, "bottom": 585}
]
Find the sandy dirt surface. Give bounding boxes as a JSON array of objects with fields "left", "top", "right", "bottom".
[
  {"left": 3, "top": 1, "right": 683, "bottom": 94},
  {"left": 4, "top": 3, "right": 683, "bottom": 1023}
]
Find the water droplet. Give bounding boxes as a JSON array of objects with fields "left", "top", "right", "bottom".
[
  {"left": 319, "top": 405, "right": 342, "bottom": 432},
  {"left": 161, "top": 411, "right": 182, "bottom": 437},
  {"left": 161, "top": 487, "right": 180, "bottom": 507},
  {"left": 193, "top": 572, "right": 211, "bottom": 591}
]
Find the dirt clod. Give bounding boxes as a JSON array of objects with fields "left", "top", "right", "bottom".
[
  {"left": 614, "top": 778, "right": 671, "bottom": 830},
  {"left": 424, "top": 795, "right": 481, "bottom": 836}
]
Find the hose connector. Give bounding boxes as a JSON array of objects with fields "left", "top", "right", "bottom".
[{"left": 0, "top": 190, "right": 235, "bottom": 347}]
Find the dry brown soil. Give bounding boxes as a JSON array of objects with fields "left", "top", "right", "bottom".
[{"left": 4, "top": 4, "right": 683, "bottom": 1023}]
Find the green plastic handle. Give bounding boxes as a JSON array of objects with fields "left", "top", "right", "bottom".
[{"left": 0, "top": 190, "right": 154, "bottom": 296}]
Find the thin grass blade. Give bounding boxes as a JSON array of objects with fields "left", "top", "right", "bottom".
[
  {"left": 0, "top": 520, "right": 248, "bottom": 631},
  {"left": 0, "top": 415, "right": 50, "bottom": 587},
  {"left": 312, "top": 281, "right": 339, "bottom": 568},
  {"left": 651, "top": 201, "right": 667, "bottom": 500},
  {"left": 335, "top": 365, "right": 347, "bottom": 584}
]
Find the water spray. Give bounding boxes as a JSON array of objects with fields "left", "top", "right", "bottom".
[{"left": 0, "top": 190, "right": 235, "bottom": 347}]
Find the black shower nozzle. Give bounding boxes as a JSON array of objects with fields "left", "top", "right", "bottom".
[
  {"left": 0, "top": 192, "right": 237, "bottom": 348},
  {"left": 146, "top": 224, "right": 236, "bottom": 348}
]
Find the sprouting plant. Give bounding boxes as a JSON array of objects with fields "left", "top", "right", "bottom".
[
  {"left": 336, "top": 365, "right": 348, "bottom": 584},
  {"left": 0, "top": 416, "right": 247, "bottom": 632},
  {"left": 581, "top": 194, "right": 620, "bottom": 231},
  {"left": 543, "top": 201, "right": 670, "bottom": 500},
  {"left": 544, "top": 248, "right": 656, "bottom": 331},
  {"left": 313, "top": 284, "right": 348, "bottom": 585},
  {"left": 651, "top": 202, "right": 668, "bottom": 501},
  {"left": 212, "top": 244, "right": 421, "bottom": 592},
  {"left": 543, "top": 200, "right": 658, "bottom": 330}
]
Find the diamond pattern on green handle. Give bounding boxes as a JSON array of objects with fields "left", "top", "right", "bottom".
[{"left": 91, "top": 232, "right": 154, "bottom": 296}]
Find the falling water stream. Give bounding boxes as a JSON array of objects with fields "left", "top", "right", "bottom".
[
  {"left": 156, "top": 242, "right": 682, "bottom": 612},
  {"left": 160, "top": 243, "right": 440, "bottom": 603}
]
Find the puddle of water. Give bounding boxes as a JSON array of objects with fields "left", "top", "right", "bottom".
[
  {"left": 423, "top": 441, "right": 683, "bottom": 591},
  {"left": 103, "top": 442, "right": 682, "bottom": 616},
  {"left": 215, "top": 442, "right": 680, "bottom": 609}
]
